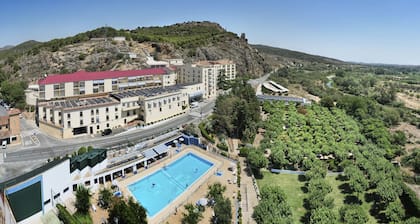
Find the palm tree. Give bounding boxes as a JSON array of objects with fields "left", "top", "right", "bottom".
[
  {"left": 98, "top": 187, "right": 113, "bottom": 209},
  {"left": 74, "top": 185, "right": 92, "bottom": 214}
]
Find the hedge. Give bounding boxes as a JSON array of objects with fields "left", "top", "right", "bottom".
[{"left": 199, "top": 122, "right": 215, "bottom": 143}]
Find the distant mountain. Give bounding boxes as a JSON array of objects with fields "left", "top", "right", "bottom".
[
  {"left": 0, "top": 45, "right": 14, "bottom": 51},
  {"left": 0, "top": 22, "right": 270, "bottom": 80},
  {"left": 0, "top": 40, "right": 41, "bottom": 58},
  {"left": 252, "top": 44, "right": 344, "bottom": 67}
]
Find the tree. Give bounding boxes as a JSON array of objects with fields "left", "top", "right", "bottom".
[
  {"left": 305, "top": 161, "right": 327, "bottom": 181},
  {"left": 320, "top": 96, "right": 335, "bottom": 109},
  {"left": 392, "top": 130, "right": 407, "bottom": 146},
  {"left": 247, "top": 149, "right": 268, "bottom": 172},
  {"left": 212, "top": 197, "right": 232, "bottom": 224},
  {"left": 309, "top": 207, "right": 338, "bottom": 224},
  {"left": 253, "top": 186, "right": 293, "bottom": 224},
  {"left": 339, "top": 204, "right": 369, "bottom": 224},
  {"left": 98, "top": 188, "right": 113, "bottom": 209},
  {"left": 344, "top": 165, "right": 369, "bottom": 199},
  {"left": 384, "top": 201, "right": 405, "bottom": 223},
  {"left": 269, "top": 148, "right": 288, "bottom": 169},
  {"left": 207, "top": 182, "right": 226, "bottom": 201},
  {"left": 74, "top": 185, "right": 92, "bottom": 214},
  {"left": 0, "top": 80, "right": 27, "bottom": 109},
  {"left": 108, "top": 197, "right": 147, "bottom": 224},
  {"left": 182, "top": 203, "right": 203, "bottom": 224},
  {"left": 376, "top": 179, "right": 403, "bottom": 203},
  {"left": 307, "top": 178, "right": 332, "bottom": 196}
]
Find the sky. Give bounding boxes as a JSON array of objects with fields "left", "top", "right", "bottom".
[{"left": 1, "top": 0, "right": 420, "bottom": 65}]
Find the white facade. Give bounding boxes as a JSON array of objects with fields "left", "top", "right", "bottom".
[
  {"left": 178, "top": 60, "right": 236, "bottom": 99},
  {"left": 1, "top": 159, "right": 71, "bottom": 224}
]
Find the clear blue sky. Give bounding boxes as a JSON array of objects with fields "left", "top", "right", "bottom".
[{"left": 1, "top": 0, "right": 420, "bottom": 65}]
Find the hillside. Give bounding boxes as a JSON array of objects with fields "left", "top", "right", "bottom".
[
  {"left": 0, "top": 22, "right": 270, "bottom": 81},
  {"left": 252, "top": 44, "right": 344, "bottom": 67}
]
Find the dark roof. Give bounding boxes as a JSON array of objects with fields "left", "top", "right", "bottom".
[
  {"left": 111, "top": 85, "right": 182, "bottom": 100},
  {"left": 39, "top": 96, "right": 118, "bottom": 110},
  {"left": 38, "top": 68, "right": 168, "bottom": 85}
]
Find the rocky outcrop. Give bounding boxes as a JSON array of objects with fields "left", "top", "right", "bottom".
[{"left": 1, "top": 22, "right": 270, "bottom": 80}]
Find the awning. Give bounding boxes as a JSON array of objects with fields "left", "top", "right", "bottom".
[
  {"left": 142, "top": 148, "right": 158, "bottom": 160},
  {"left": 153, "top": 144, "right": 169, "bottom": 155}
]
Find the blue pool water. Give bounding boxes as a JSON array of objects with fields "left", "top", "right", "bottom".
[{"left": 128, "top": 152, "right": 214, "bottom": 217}]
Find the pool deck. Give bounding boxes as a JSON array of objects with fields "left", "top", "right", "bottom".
[{"left": 118, "top": 146, "right": 225, "bottom": 223}]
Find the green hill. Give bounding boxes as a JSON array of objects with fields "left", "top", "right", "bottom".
[{"left": 252, "top": 44, "right": 344, "bottom": 65}]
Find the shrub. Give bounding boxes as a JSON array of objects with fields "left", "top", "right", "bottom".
[
  {"left": 57, "top": 204, "right": 77, "bottom": 224},
  {"left": 217, "top": 142, "right": 229, "bottom": 151},
  {"left": 199, "top": 122, "right": 215, "bottom": 143}
]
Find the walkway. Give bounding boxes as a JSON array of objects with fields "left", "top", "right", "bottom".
[{"left": 239, "top": 157, "right": 258, "bottom": 224}]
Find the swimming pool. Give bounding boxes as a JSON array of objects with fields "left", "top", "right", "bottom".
[{"left": 128, "top": 152, "right": 214, "bottom": 217}]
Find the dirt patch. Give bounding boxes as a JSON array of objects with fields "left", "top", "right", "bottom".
[
  {"left": 391, "top": 122, "right": 420, "bottom": 152},
  {"left": 406, "top": 183, "right": 420, "bottom": 200},
  {"left": 287, "top": 84, "right": 320, "bottom": 103},
  {"left": 396, "top": 92, "right": 420, "bottom": 110}
]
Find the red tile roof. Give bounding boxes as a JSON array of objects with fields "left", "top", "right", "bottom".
[{"left": 38, "top": 68, "right": 168, "bottom": 85}]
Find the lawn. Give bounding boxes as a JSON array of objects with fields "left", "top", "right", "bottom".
[{"left": 257, "top": 171, "right": 376, "bottom": 223}]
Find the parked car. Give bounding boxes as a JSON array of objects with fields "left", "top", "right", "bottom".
[{"left": 101, "top": 129, "right": 112, "bottom": 136}]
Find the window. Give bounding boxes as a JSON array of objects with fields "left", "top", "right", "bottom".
[
  {"left": 67, "top": 121, "right": 71, "bottom": 127},
  {"left": 96, "top": 109, "right": 99, "bottom": 114},
  {"left": 44, "top": 199, "right": 51, "bottom": 205},
  {"left": 97, "top": 125, "right": 100, "bottom": 129},
  {"left": 115, "top": 115, "right": 119, "bottom": 119},
  {"left": 80, "top": 111, "right": 83, "bottom": 117},
  {"left": 106, "top": 107, "right": 109, "bottom": 113},
  {"left": 58, "top": 112, "right": 61, "bottom": 116},
  {"left": 80, "top": 120, "right": 83, "bottom": 125},
  {"left": 106, "top": 115, "right": 109, "bottom": 121},
  {"left": 91, "top": 118, "right": 94, "bottom": 124},
  {"left": 159, "top": 108, "right": 162, "bottom": 112},
  {"left": 67, "top": 113, "right": 70, "bottom": 119},
  {"left": 106, "top": 123, "right": 109, "bottom": 128},
  {"left": 63, "top": 187, "right": 69, "bottom": 193},
  {"left": 54, "top": 193, "right": 60, "bottom": 199},
  {"left": 91, "top": 110, "right": 94, "bottom": 115},
  {"left": 115, "top": 108, "right": 118, "bottom": 112}
]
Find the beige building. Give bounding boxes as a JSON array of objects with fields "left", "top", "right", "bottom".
[
  {"left": 37, "top": 97, "right": 122, "bottom": 139},
  {"left": 177, "top": 59, "right": 236, "bottom": 99},
  {"left": 0, "top": 107, "right": 21, "bottom": 145},
  {"left": 111, "top": 85, "right": 189, "bottom": 126},
  {"left": 37, "top": 85, "right": 193, "bottom": 138},
  {"left": 37, "top": 68, "right": 176, "bottom": 100}
]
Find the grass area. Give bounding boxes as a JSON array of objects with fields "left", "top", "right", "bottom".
[{"left": 257, "top": 171, "right": 376, "bottom": 223}]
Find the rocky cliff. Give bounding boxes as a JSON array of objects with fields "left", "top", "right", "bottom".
[{"left": 0, "top": 22, "right": 270, "bottom": 81}]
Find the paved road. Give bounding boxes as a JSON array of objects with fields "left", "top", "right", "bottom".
[
  {"left": 247, "top": 70, "right": 275, "bottom": 95},
  {"left": 4, "top": 100, "right": 215, "bottom": 163}
]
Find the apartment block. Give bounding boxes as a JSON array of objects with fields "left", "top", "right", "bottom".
[{"left": 177, "top": 59, "right": 236, "bottom": 99}]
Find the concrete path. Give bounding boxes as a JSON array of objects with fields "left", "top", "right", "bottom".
[{"left": 239, "top": 157, "right": 258, "bottom": 224}]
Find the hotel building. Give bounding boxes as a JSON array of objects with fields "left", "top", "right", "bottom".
[{"left": 177, "top": 59, "right": 236, "bottom": 99}]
